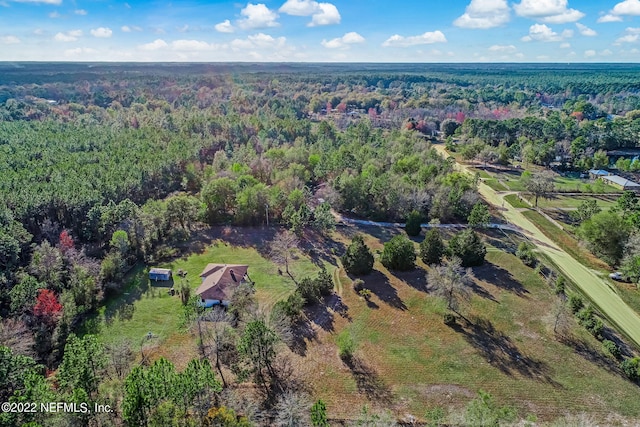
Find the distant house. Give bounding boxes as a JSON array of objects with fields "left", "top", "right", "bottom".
[
  {"left": 149, "top": 268, "right": 172, "bottom": 281},
  {"left": 589, "top": 169, "right": 640, "bottom": 191},
  {"left": 196, "top": 264, "right": 249, "bottom": 308},
  {"left": 588, "top": 169, "right": 609, "bottom": 179},
  {"left": 601, "top": 175, "right": 640, "bottom": 191}
]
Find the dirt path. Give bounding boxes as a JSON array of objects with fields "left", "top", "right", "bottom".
[{"left": 433, "top": 144, "right": 640, "bottom": 348}]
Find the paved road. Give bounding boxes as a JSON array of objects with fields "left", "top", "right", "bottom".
[{"left": 432, "top": 144, "right": 640, "bottom": 348}]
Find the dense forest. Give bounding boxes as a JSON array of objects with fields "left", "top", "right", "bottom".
[{"left": 3, "top": 63, "right": 640, "bottom": 425}]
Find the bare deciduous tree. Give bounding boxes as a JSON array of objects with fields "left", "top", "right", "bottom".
[
  {"left": 270, "top": 230, "right": 300, "bottom": 282},
  {"left": 427, "top": 256, "right": 474, "bottom": 315}
]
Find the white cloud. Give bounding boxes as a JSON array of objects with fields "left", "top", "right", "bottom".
[
  {"left": 597, "top": 14, "right": 623, "bottom": 23},
  {"left": 48, "top": 11, "right": 59, "bottom": 18},
  {"left": 121, "top": 25, "right": 142, "bottom": 33},
  {"left": 90, "top": 27, "right": 112, "bottom": 38},
  {"left": 171, "top": 39, "right": 214, "bottom": 51},
  {"left": 279, "top": 0, "right": 319, "bottom": 15},
  {"left": 488, "top": 44, "right": 517, "bottom": 52},
  {"left": 0, "top": 35, "right": 20, "bottom": 44},
  {"left": 279, "top": 0, "right": 340, "bottom": 26},
  {"left": 382, "top": 30, "right": 447, "bottom": 47},
  {"left": 454, "top": 0, "right": 510, "bottom": 29},
  {"left": 540, "top": 9, "right": 584, "bottom": 24},
  {"left": 74, "top": 9, "right": 87, "bottom": 15},
  {"left": 584, "top": 49, "right": 596, "bottom": 57},
  {"left": 612, "top": 0, "right": 640, "bottom": 15},
  {"left": 321, "top": 31, "right": 365, "bottom": 49},
  {"left": 615, "top": 27, "right": 640, "bottom": 44},
  {"left": 64, "top": 47, "right": 98, "bottom": 57},
  {"left": 309, "top": 3, "right": 340, "bottom": 26},
  {"left": 215, "top": 19, "right": 235, "bottom": 33},
  {"left": 599, "top": 0, "right": 640, "bottom": 23},
  {"left": 576, "top": 23, "right": 597, "bottom": 36},
  {"left": 521, "top": 23, "right": 570, "bottom": 42},
  {"left": 54, "top": 30, "right": 82, "bottom": 42},
  {"left": 231, "top": 33, "right": 287, "bottom": 50},
  {"left": 138, "top": 39, "right": 168, "bottom": 51},
  {"left": 601, "top": 49, "right": 613, "bottom": 56},
  {"left": 616, "top": 34, "right": 639, "bottom": 43},
  {"left": 560, "top": 42, "right": 571, "bottom": 48},
  {"left": 238, "top": 3, "right": 279, "bottom": 30},
  {"left": 514, "top": 0, "right": 584, "bottom": 23}
]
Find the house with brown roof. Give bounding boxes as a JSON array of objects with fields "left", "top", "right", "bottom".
[{"left": 195, "top": 264, "right": 249, "bottom": 308}]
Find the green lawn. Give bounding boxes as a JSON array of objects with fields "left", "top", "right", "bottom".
[
  {"left": 88, "top": 238, "right": 320, "bottom": 350},
  {"left": 504, "top": 194, "right": 530, "bottom": 209},
  {"left": 483, "top": 179, "right": 509, "bottom": 191},
  {"left": 536, "top": 195, "right": 616, "bottom": 210}
]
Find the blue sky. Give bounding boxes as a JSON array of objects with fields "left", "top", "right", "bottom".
[{"left": 3, "top": 0, "right": 640, "bottom": 61}]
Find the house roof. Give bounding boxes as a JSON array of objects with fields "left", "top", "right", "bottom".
[
  {"left": 601, "top": 174, "right": 640, "bottom": 188},
  {"left": 195, "top": 264, "right": 249, "bottom": 301},
  {"left": 149, "top": 268, "right": 171, "bottom": 275},
  {"left": 589, "top": 169, "right": 609, "bottom": 176}
]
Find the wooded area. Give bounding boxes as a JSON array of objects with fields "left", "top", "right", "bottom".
[{"left": 3, "top": 63, "right": 640, "bottom": 425}]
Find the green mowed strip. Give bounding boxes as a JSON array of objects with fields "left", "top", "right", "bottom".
[
  {"left": 91, "top": 239, "right": 319, "bottom": 348},
  {"left": 504, "top": 194, "right": 530, "bottom": 208}
]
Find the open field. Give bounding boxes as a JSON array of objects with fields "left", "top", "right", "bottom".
[
  {"left": 433, "top": 143, "right": 640, "bottom": 351},
  {"left": 468, "top": 163, "right": 621, "bottom": 194},
  {"left": 289, "top": 227, "right": 640, "bottom": 422},
  {"left": 79, "top": 221, "right": 640, "bottom": 423},
  {"left": 87, "top": 227, "right": 321, "bottom": 361}
]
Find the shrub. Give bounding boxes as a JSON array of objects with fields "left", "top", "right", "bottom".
[
  {"left": 443, "top": 312, "right": 456, "bottom": 325},
  {"left": 420, "top": 228, "right": 445, "bottom": 265},
  {"left": 568, "top": 294, "right": 584, "bottom": 314},
  {"left": 341, "top": 234, "right": 374, "bottom": 276},
  {"left": 620, "top": 357, "right": 640, "bottom": 381},
  {"left": 405, "top": 210, "right": 422, "bottom": 237},
  {"left": 315, "top": 267, "right": 333, "bottom": 296},
  {"left": 352, "top": 278, "right": 364, "bottom": 292},
  {"left": 297, "top": 277, "right": 320, "bottom": 304},
  {"left": 358, "top": 288, "right": 372, "bottom": 300},
  {"left": 555, "top": 275, "right": 566, "bottom": 295},
  {"left": 380, "top": 235, "right": 416, "bottom": 271},
  {"left": 448, "top": 229, "right": 486, "bottom": 267},
  {"left": 516, "top": 242, "right": 537, "bottom": 267},
  {"left": 336, "top": 331, "right": 356, "bottom": 360},
  {"left": 603, "top": 340, "right": 621, "bottom": 359},
  {"left": 273, "top": 292, "right": 305, "bottom": 319}
]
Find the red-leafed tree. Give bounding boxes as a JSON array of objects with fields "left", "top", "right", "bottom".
[
  {"left": 337, "top": 102, "right": 347, "bottom": 114},
  {"left": 33, "top": 289, "right": 62, "bottom": 323},
  {"left": 59, "top": 230, "right": 75, "bottom": 254}
]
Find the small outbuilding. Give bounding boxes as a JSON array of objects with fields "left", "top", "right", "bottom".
[{"left": 149, "top": 268, "right": 172, "bottom": 281}]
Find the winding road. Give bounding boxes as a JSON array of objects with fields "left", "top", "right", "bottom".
[{"left": 431, "top": 143, "right": 640, "bottom": 349}]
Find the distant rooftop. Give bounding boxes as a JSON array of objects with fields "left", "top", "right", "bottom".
[
  {"left": 601, "top": 174, "right": 640, "bottom": 188},
  {"left": 589, "top": 169, "right": 609, "bottom": 176}
]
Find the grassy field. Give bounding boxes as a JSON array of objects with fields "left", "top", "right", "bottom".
[
  {"left": 535, "top": 194, "right": 617, "bottom": 210},
  {"left": 87, "top": 227, "right": 320, "bottom": 365},
  {"left": 504, "top": 194, "right": 530, "bottom": 209},
  {"left": 83, "top": 223, "right": 640, "bottom": 423},
  {"left": 290, "top": 228, "right": 640, "bottom": 423},
  {"left": 469, "top": 164, "right": 622, "bottom": 195}
]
